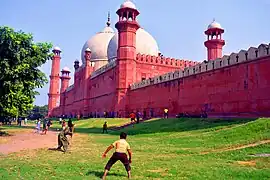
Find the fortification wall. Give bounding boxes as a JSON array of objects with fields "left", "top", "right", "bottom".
[
  {"left": 88, "top": 64, "right": 117, "bottom": 113},
  {"left": 135, "top": 54, "right": 198, "bottom": 81},
  {"left": 128, "top": 43, "right": 270, "bottom": 117},
  {"left": 53, "top": 61, "right": 117, "bottom": 117}
]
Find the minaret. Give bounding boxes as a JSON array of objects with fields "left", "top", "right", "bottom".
[
  {"left": 60, "top": 67, "right": 71, "bottom": 93},
  {"left": 83, "top": 48, "right": 92, "bottom": 115},
  {"left": 48, "top": 47, "right": 61, "bottom": 117},
  {"left": 73, "top": 59, "right": 80, "bottom": 86},
  {"left": 60, "top": 67, "right": 71, "bottom": 116},
  {"left": 204, "top": 19, "right": 225, "bottom": 61},
  {"left": 115, "top": 0, "right": 140, "bottom": 114}
]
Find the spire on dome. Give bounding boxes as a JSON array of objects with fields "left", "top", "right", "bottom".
[{"left": 106, "top": 12, "right": 111, "bottom": 27}]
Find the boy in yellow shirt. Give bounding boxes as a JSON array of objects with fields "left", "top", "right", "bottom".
[{"left": 102, "top": 132, "right": 132, "bottom": 179}]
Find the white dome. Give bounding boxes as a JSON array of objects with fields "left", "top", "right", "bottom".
[
  {"left": 208, "top": 20, "right": 222, "bottom": 29},
  {"left": 107, "top": 28, "right": 159, "bottom": 61},
  {"left": 53, "top": 46, "right": 61, "bottom": 51},
  {"left": 121, "top": 0, "right": 136, "bottom": 9},
  {"left": 62, "top": 67, "right": 70, "bottom": 72},
  {"left": 81, "top": 26, "right": 115, "bottom": 63},
  {"left": 85, "top": 48, "right": 91, "bottom": 52}
]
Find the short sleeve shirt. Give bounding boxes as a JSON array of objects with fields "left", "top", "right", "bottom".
[{"left": 112, "top": 139, "right": 131, "bottom": 153}]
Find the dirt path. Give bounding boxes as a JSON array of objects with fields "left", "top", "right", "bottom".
[
  {"left": 0, "top": 131, "right": 58, "bottom": 155},
  {"left": 201, "top": 139, "right": 270, "bottom": 155}
]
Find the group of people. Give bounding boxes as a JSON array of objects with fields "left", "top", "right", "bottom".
[
  {"left": 33, "top": 108, "right": 170, "bottom": 179},
  {"left": 35, "top": 118, "right": 75, "bottom": 153},
  {"left": 35, "top": 118, "right": 52, "bottom": 134}
]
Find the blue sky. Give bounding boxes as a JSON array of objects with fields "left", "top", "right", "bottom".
[{"left": 1, "top": 0, "right": 270, "bottom": 106}]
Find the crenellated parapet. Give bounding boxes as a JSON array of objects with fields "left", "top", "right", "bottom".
[
  {"left": 136, "top": 53, "right": 199, "bottom": 68},
  {"left": 130, "top": 43, "right": 270, "bottom": 90},
  {"left": 66, "top": 84, "right": 74, "bottom": 92},
  {"left": 91, "top": 60, "right": 117, "bottom": 79}
]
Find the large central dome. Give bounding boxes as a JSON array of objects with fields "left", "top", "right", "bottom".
[
  {"left": 80, "top": 12, "right": 159, "bottom": 68},
  {"left": 81, "top": 26, "right": 115, "bottom": 64},
  {"left": 107, "top": 28, "right": 159, "bottom": 61}
]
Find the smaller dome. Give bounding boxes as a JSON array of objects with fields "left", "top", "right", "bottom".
[
  {"left": 208, "top": 20, "right": 222, "bottom": 29},
  {"left": 85, "top": 48, "right": 91, "bottom": 52},
  {"left": 53, "top": 46, "right": 61, "bottom": 51},
  {"left": 121, "top": 0, "right": 136, "bottom": 9},
  {"left": 62, "top": 67, "right": 70, "bottom": 72}
]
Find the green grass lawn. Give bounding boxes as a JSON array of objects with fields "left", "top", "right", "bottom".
[{"left": 0, "top": 117, "right": 269, "bottom": 179}]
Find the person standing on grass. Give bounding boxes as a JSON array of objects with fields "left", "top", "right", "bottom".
[
  {"left": 62, "top": 120, "right": 66, "bottom": 129},
  {"left": 67, "top": 119, "right": 75, "bottom": 134},
  {"left": 24, "top": 117, "right": 27, "bottom": 125},
  {"left": 136, "top": 111, "right": 141, "bottom": 124},
  {"left": 129, "top": 112, "right": 136, "bottom": 123},
  {"left": 164, "top": 108, "right": 169, "bottom": 119},
  {"left": 102, "top": 132, "right": 132, "bottom": 180},
  {"left": 57, "top": 125, "right": 73, "bottom": 153},
  {"left": 42, "top": 119, "right": 48, "bottom": 134},
  {"left": 103, "top": 121, "right": 108, "bottom": 134}
]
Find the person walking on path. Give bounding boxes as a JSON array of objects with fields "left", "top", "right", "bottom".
[
  {"left": 42, "top": 119, "right": 52, "bottom": 135},
  {"left": 35, "top": 119, "right": 41, "bottom": 134},
  {"left": 101, "top": 132, "right": 132, "bottom": 180}
]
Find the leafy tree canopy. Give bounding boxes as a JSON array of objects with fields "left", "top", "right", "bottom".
[
  {"left": 26, "top": 105, "right": 48, "bottom": 120},
  {"left": 0, "top": 26, "right": 52, "bottom": 117}
]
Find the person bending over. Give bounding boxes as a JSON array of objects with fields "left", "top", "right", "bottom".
[
  {"left": 57, "top": 126, "right": 73, "bottom": 152},
  {"left": 102, "top": 132, "right": 132, "bottom": 179}
]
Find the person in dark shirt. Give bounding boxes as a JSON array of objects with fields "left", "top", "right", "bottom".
[
  {"left": 103, "top": 122, "right": 108, "bottom": 134},
  {"left": 136, "top": 111, "right": 140, "bottom": 124}
]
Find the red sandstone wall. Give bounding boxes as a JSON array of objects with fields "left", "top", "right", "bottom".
[
  {"left": 88, "top": 67, "right": 117, "bottom": 113},
  {"left": 128, "top": 56, "right": 270, "bottom": 118},
  {"left": 135, "top": 54, "right": 198, "bottom": 82},
  {"left": 56, "top": 67, "right": 117, "bottom": 116}
]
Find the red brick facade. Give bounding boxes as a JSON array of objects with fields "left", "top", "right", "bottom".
[{"left": 48, "top": 4, "right": 270, "bottom": 118}]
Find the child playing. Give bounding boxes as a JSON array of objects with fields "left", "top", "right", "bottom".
[
  {"left": 35, "top": 119, "right": 41, "bottom": 134},
  {"left": 102, "top": 132, "right": 132, "bottom": 179},
  {"left": 62, "top": 120, "right": 66, "bottom": 130}
]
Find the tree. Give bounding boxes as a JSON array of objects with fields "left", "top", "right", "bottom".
[
  {"left": 26, "top": 105, "right": 48, "bottom": 120},
  {"left": 0, "top": 26, "right": 52, "bottom": 117}
]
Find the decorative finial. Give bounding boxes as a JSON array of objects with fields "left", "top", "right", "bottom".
[{"left": 106, "top": 11, "right": 111, "bottom": 27}]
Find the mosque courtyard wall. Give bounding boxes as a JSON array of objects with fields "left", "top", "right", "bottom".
[{"left": 127, "top": 44, "right": 270, "bottom": 118}]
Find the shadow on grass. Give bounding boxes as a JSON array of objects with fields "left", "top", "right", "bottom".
[
  {"left": 1, "top": 118, "right": 259, "bottom": 135},
  {"left": 86, "top": 170, "right": 126, "bottom": 178},
  {"left": 48, "top": 148, "right": 64, "bottom": 152}
]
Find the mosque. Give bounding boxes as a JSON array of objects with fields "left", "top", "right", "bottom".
[{"left": 48, "top": 0, "right": 270, "bottom": 118}]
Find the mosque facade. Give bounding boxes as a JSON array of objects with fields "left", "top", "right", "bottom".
[{"left": 48, "top": 0, "right": 270, "bottom": 118}]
